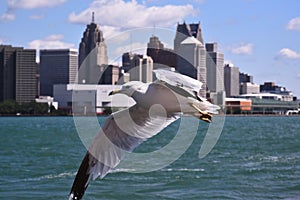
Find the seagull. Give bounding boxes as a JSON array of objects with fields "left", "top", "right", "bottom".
[{"left": 68, "top": 69, "right": 220, "bottom": 200}]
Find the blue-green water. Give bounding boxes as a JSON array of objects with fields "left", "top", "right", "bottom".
[{"left": 0, "top": 116, "right": 300, "bottom": 199}]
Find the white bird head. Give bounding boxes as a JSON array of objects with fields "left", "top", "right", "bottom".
[{"left": 108, "top": 81, "right": 146, "bottom": 97}]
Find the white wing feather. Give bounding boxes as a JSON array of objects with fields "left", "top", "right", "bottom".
[
  {"left": 88, "top": 104, "right": 180, "bottom": 180},
  {"left": 154, "top": 69, "right": 203, "bottom": 93}
]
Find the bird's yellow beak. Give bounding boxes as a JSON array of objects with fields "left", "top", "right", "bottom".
[{"left": 108, "top": 89, "right": 120, "bottom": 96}]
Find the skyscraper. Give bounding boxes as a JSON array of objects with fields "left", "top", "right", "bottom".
[
  {"left": 206, "top": 43, "right": 225, "bottom": 105},
  {"left": 174, "top": 22, "right": 204, "bottom": 51},
  {"left": 40, "top": 49, "right": 78, "bottom": 96},
  {"left": 0, "top": 45, "right": 37, "bottom": 103},
  {"left": 206, "top": 43, "right": 224, "bottom": 93},
  {"left": 78, "top": 12, "right": 108, "bottom": 84},
  {"left": 224, "top": 64, "right": 240, "bottom": 97},
  {"left": 176, "top": 37, "right": 206, "bottom": 97},
  {"left": 146, "top": 35, "right": 177, "bottom": 69},
  {"left": 122, "top": 52, "right": 143, "bottom": 73},
  {"left": 140, "top": 55, "right": 153, "bottom": 83},
  {"left": 173, "top": 22, "right": 207, "bottom": 97},
  {"left": 122, "top": 52, "right": 153, "bottom": 83},
  {"left": 98, "top": 65, "right": 119, "bottom": 85},
  {"left": 239, "top": 72, "right": 253, "bottom": 84}
]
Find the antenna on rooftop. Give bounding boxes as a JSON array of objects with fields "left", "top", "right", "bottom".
[{"left": 92, "top": 12, "right": 95, "bottom": 23}]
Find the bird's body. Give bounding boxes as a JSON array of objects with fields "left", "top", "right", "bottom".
[{"left": 68, "top": 69, "right": 220, "bottom": 200}]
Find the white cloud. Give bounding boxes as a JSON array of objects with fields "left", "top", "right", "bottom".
[
  {"left": 286, "top": 17, "right": 300, "bottom": 31},
  {"left": 229, "top": 43, "right": 253, "bottom": 55},
  {"left": 28, "top": 34, "right": 75, "bottom": 62},
  {"left": 7, "top": 0, "right": 67, "bottom": 9},
  {"left": 101, "top": 25, "right": 126, "bottom": 40},
  {"left": 0, "top": 38, "right": 3, "bottom": 44},
  {"left": 0, "top": 12, "right": 15, "bottom": 21},
  {"left": 28, "top": 34, "right": 75, "bottom": 49},
  {"left": 68, "top": 0, "right": 195, "bottom": 29},
  {"left": 277, "top": 48, "right": 300, "bottom": 59},
  {"left": 1, "top": 0, "right": 67, "bottom": 21}
]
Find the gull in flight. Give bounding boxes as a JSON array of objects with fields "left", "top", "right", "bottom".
[{"left": 68, "top": 69, "right": 220, "bottom": 199}]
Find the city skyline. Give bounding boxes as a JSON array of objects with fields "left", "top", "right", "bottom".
[{"left": 0, "top": 0, "right": 300, "bottom": 97}]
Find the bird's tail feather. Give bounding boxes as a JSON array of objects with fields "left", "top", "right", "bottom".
[{"left": 68, "top": 152, "right": 92, "bottom": 200}]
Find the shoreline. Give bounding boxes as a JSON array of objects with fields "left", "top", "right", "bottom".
[{"left": 1, "top": 113, "right": 300, "bottom": 117}]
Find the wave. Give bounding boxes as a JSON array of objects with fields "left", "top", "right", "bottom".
[
  {"left": 12, "top": 168, "right": 205, "bottom": 183},
  {"left": 24, "top": 172, "right": 76, "bottom": 182},
  {"left": 246, "top": 154, "right": 300, "bottom": 164},
  {"left": 161, "top": 168, "right": 205, "bottom": 172},
  {"left": 111, "top": 168, "right": 205, "bottom": 173}
]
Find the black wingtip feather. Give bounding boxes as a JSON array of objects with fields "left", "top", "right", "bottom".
[{"left": 69, "top": 152, "right": 92, "bottom": 200}]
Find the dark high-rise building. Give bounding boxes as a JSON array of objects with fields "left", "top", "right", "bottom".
[
  {"left": 40, "top": 49, "right": 78, "bottom": 96},
  {"left": 122, "top": 52, "right": 143, "bottom": 73},
  {"left": 224, "top": 64, "right": 240, "bottom": 97},
  {"left": 146, "top": 35, "right": 177, "bottom": 69},
  {"left": 98, "top": 65, "right": 119, "bottom": 85},
  {"left": 239, "top": 72, "right": 253, "bottom": 83},
  {"left": 121, "top": 52, "right": 153, "bottom": 83},
  {"left": 174, "top": 22, "right": 204, "bottom": 51},
  {"left": 0, "top": 45, "right": 37, "bottom": 103},
  {"left": 78, "top": 12, "right": 108, "bottom": 84}
]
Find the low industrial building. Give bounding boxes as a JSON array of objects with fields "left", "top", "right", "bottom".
[
  {"left": 225, "top": 98, "right": 252, "bottom": 114},
  {"left": 53, "top": 84, "right": 135, "bottom": 115},
  {"left": 238, "top": 93, "right": 298, "bottom": 114}
]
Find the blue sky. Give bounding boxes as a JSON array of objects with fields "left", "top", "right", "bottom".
[{"left": 1, "top": 0, "right": 300, "bottom": 97}]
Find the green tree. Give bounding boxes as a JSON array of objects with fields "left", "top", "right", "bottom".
[{"left": 0, "top": 100, "right": 18, "bottom": 114}]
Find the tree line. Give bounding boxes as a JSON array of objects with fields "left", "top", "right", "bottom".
[{"left": 0, "top": 100, "right": 68, "bottom": 115}]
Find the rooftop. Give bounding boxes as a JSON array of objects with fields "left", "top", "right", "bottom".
[{"left": 181, "top": 36, "right": 202, "bottom": 45}]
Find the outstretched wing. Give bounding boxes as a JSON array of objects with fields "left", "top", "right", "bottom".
[
  {"left": 69, "top": 104, "right": 180, "bottom": 200},
  {"left": 153, "top": 69, "right": 220, "bottom": 115},
  {"left": 153, "top": 69, "right": 203, "bottom": 94}
]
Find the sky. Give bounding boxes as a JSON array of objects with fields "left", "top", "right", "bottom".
[{"left": 0, "top": 0, "right": 300, "bottom": 97}]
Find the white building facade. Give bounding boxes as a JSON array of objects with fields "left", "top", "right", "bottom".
[{"left": 53, "top": 84, "right": 135, "bottom": 114}]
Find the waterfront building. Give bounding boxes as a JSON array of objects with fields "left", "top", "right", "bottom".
[
  {"left": 239, "top": 93, "right": 298, "bottom": 114},
  {"left": 0, "top": 45, "right": 37, "bottom": 103},
  {"left": 225, "top": 97, "right": 252, "bottom": 114},
  {"left": 53, "top": 84, "right": 135, "bottom": 114},
  {"left": 40, "top": 49, "right": 78, "bottom": 96},
  {"left": 224, "top": 64, "right": 240, "bottom": 97},
  {"left": 260, "top": 82, "right": 294, "bottom": 101},
  {"left": 240, "top": 82, "right": 260, "bottom": 94},
  {"left": 78, "top": 12, "right": 108, "bottom": 84}
]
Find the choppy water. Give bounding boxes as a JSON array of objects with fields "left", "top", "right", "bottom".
[{"left": 0, "top": 116, "right": 300, "bottom": 200}]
